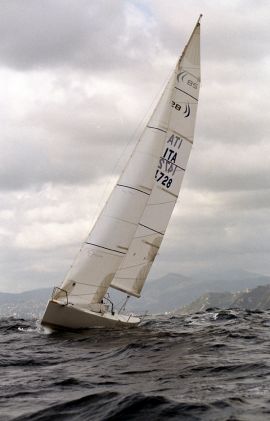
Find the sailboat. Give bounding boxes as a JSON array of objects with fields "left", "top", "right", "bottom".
[{"left": 41, "top": 16, "right": 202, "bottom": 330}]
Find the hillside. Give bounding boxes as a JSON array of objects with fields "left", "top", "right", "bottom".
[
  {"left": 1, "top": 271, "right": 270, "bottom": 318},
  {"left": 176, "top": 284, "right": 270, "bottom": 314}
]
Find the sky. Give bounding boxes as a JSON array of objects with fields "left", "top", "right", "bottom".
[{"left": 1, "top": 0, "right": 270, "bottom": 293}]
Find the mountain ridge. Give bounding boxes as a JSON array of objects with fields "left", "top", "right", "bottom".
[
  {"left": 1, "top": 270, "right": 270, "bottom": 317},
  {"left": 176, "top": 284, "right": 270, "bottom": 314}
]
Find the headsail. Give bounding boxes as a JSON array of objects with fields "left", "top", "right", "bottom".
[{"left": 55, "top": 17, "right": 201, "bottom": 306}]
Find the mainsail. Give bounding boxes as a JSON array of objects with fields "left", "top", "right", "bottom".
[{"left": 55, "top": 17, "right": 201, "bottom": 306}]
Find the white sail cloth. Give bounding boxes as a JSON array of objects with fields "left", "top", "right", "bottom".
[
  {"left": 111, "top": 22, "right": 201, "bottom": 297},
  {"left": 56, "top": 19, "right": 201, "bottom": 305}
]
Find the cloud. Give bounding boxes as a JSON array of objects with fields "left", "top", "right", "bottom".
[
  {"left": 153, "top": 186, "right": 270, "bottom": 279},
  {"left": 0, "top": 182, "right": 114, "bottom": 291},
  {"left": 148, "top": 0, "right": 270, "bottom": 62},
  {"left": 0, "top": 0, "right": 120, "bottom": 69},
  {"left": 1, "top": 0, "right": 270, "bottom": 294},
  {"left": 0, "top": 0, "right": 157, "bottom": 71},
  {"left": 0, "top": 67, "right": 144, "bottom": 190}
]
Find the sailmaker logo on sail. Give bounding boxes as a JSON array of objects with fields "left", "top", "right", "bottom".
[
  {"left": 177, "top": 70, "right": 198, "bottom": 90},
  {"left": 171, "top": 100, "right": 191, "bottom": 118}
]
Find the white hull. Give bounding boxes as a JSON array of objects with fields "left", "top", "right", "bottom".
[{"left": 41, "top": 300, "right": 141, "bottom": 330}]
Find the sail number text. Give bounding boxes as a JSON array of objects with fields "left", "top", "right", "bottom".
[
  {"left": 154, "top": 134, "right": 184, "bottom": 189},
  {"left": 158, "top": 157, "right": 177, "bottom": 175},
  {"left": 171, "top": 101, "right": 181, "bottom": 111},
  {"left": 155, "top": 170, "right": 172, "bottom": 188}
]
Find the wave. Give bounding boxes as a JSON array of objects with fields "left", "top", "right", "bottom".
[
  {"left": 12, "top": 391, "right": 213, "bottom": 421},
  {"left": 11, "top": 390, "right": 259, "bottom": 421},
  {"left": 2, "top": 310, "right": 270, "bottom": 420}
]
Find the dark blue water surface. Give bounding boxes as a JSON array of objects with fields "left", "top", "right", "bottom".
[{"left": 1, "top": 310, "right": 270, "bottom": 420}]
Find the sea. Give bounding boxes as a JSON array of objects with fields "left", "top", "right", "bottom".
[{"left": 1, "top": 309, "right": 270, "bottom": 420}]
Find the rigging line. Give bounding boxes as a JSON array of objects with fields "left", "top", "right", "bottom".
[
  {"left": 138, "top": 223, "right": 165, "bottom": 236},
  {"left": 113, "top": 296, "right": 129, "bottom": 309},
  {"left": 85, "top": 242, "right": 127, "bottom": 255},
  {"left": 112, "top": 68, "right": 174, "bottom": 176},
  {"left": 87, "top": 67, "right": 173, "bottom": 235},
  {"left": 117, "top": 184, "right": 150, "bottom": 196},
  {"left": 174, "top": 86, "right": 198, "bottom": 102}
]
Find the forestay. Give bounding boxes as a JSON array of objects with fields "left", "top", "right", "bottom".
[{"left": 55, "top": 18, "right": 201, "bottom": 306}]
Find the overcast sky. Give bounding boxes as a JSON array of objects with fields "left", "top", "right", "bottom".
[{"left": 1, "top": 0, "right": 270, "bottom": 293}]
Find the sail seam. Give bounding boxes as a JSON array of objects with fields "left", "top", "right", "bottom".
[
  {"left": 147, "top": 125, "right": 167, "bottom": 133},
  {"left": 174, "top": 86, "right": 198, "bottom": 101},
  {"left": 117, "top": 184, "right": 150, "bottom": 196},
  {"left": 85, "top": 242, "right": 127, "bottom": 255},
  {"left": 105, "top": 215, "right": 137, "bottom": 226},
  {"left": 138, "top": 223, "right": 164, "bottom": 236},
  {"left": 148, "top": 199, "right": 176, "bottom": 206}
]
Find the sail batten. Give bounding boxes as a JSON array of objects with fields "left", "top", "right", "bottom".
[
  {"left": 174, "top": 87, "right": 199, "bottom": 102},
  {"left": 138, "top": 223, "right": 165, "bottom": 236},
  {"left": 85, "top": 242, "right": 127, "bottom": 255},
  {"left": 146, "top": 125, "right": 168, "bottom": 133},
  {"left": 117, "top": 184, "right": 151, "bottom": 196}
]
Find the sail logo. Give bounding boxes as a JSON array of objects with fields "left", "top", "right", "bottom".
[
  {"left": 171, "top": 100, "right": 191, "bottom": 118},
  {"left": 177, "top": 70, "right": 198, "bottom": 89},
  {"left": 183, "top": 103, "right": 190, "bottom": 117}
]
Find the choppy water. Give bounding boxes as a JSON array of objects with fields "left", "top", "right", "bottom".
[{"left": 1, "top": 310, "right": 270, "bottom": 420}]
